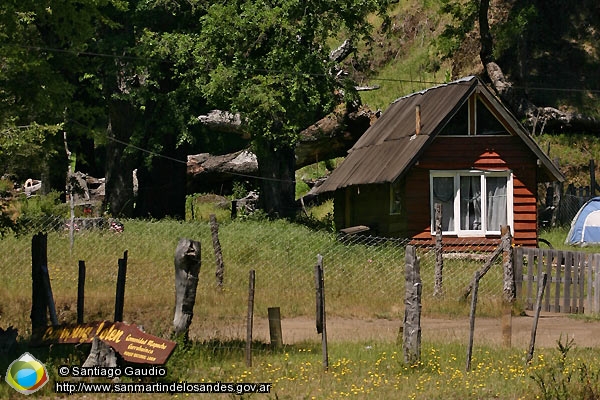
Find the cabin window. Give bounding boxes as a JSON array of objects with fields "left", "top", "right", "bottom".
[
  {"left": 430, "top": 170, "right": 513, "bottom": 236},
  {"left": 390, "top": 179, "right": 403, "bottom": 215},
  {"left": 439, "top": 94, "right": 509, "bottom": 136}
]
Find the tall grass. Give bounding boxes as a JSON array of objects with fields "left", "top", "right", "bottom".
[
  {"left": 2, "top": 219, "right": 600, "bottom": 398},
  {"left": 2, "top": 216, "right": 512, "bottom": 344}
]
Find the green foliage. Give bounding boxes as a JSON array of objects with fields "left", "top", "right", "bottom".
[
  {"left": 231, "top": 181, "right": 249, "bottom": 200},
  {"left": 0, "top": 122, "right": 62, "bottom": 180},
  {"left": 531, "top": 336, "right": 600, "bottom": 400},
  {"left": 492, "top": 4, "right": 538, "bottom": 59},
  {"left": 13, "top": 191, "right": 67, "bottom": 234},
  {"left": 196, "top": 0, "right": 391, "bottom": 149},
  {"left": 437, "top": 0, "right": 478, "bottom": 59},
  {"left": 185, "top": 193, "right": 231, "bottom": 222}
]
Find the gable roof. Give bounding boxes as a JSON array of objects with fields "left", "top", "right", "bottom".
[{"left": 315, "top": 76, "right": 564, "bottom": 193}]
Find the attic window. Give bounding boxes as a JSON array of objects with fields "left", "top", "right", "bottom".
[{"left": 440, "top": 95, "right": 508, "bottom": 136}]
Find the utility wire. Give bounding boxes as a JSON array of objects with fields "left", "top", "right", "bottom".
[
  {"left": 105, "top": 135, "right": 297, "bottom": 184},
  {"left": 6, "top": 42, "right": 600, "bottom": 94}
]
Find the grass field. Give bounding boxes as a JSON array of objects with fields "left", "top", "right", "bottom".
[{"left": 1, "top": 216, "right": 600, "bottom": 398}]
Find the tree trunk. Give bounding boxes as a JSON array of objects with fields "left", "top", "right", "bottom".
[
  {"left": 478, "top": 4, "right": 600, "bottom": 134},
  {"left": 104, "top": 99, "right": 136, "bottom": 217},
  {"left": 255, "top": 138, "right": 297, "bottom": 218},
  {"left": 478, "top": 0, "right": 493, "bottom": 65},
  {"left": 136, "top": 149, "right": 186, "bottom": 219},
  {"left": 187, "top": 105, "right": 378, "bottom": 194}
]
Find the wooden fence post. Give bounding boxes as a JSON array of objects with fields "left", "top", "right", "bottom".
[
  {"left": 77, "top": 260, "right": 86, "bottom": 324},
  {"left": 526, "top": 273, "right": 548, "bottom": 364},
  {"left": 589, "top": 254, "right": 600, "bottom": 314},
  {"left": 246, "top": 270, "right": 256, "bottom": 367},
  {"left": 210, "top": 214, "right": 225, "bottom": 289},
  {"left": 590, "top": 159, "right": 598, "bottom": 196},
  {"left": 231, "top": 200, "right": 238, "bottom": 219},
  {"left": 268, "top": 307, "right": 283, "bottom": 349},
  {"left": 31, "top": 233, "right": 48, "bottom": 335},
  {"left": 403, "top": 245, "right": 422, "bottom": 365},
  {"left": 114, "top": 250, "right": 128, "bottom": 322},
  {"left": 315, "top": 255, "right": 328, "bottom": 371},
  {"left": 466, "top": 271, "right": 480, "bottom": 372},
  {"left": 41, "top": 265, "right": 59, "bottom": 326},
  {"left": 551, "top": 158, "right": 561, "bottom": 227},
  {"left": 173, "top": 239, "right": 201, "bottom": 338},
  {"left": 501, "top": 226, "right": 513, "bottom": 347},
  {"left": 434, "top": 203, "right": 444, "bottom": 297}
]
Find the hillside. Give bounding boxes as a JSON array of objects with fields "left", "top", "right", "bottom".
[
  {"left": 334, "top": 0, "right": 600, "bottom": 188},
  {"left": 351, "top": 0, "right": 600, "bottom": 118}
]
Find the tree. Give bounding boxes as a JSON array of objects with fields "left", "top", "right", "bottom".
[
  {"left": 1, "top": 1, "right": 210, "bottom": 218},
  {"left": 194, "top": 0, "right": 390, "bottom": 218},
  {"left": 439, "top": 0, "right": 600, "bottom": 134}
]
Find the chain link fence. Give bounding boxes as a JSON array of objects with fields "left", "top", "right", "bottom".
[{"left": 1, "top": 214, "right": 507, "bottom": 342}]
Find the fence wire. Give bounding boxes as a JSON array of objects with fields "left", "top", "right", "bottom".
[{"left": 1, "top": 215, "right": 507, "bottom": 342}]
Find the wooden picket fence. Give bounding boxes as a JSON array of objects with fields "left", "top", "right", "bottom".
[{"left": 514, "top": 247, "right": 600, "bottom": 314}]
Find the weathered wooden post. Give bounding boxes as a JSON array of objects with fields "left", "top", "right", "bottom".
[
  {"left": 246, "top": 270, "right": 256, "bottom": 367},
  {"left": 209, "top": 214, "right": 225, "bottom": 289},
  {"left": 590, "top": 159, "right": 597, "bottom": 196},
  {"left": 77, "top": 260, "right": 86, "bottom": 324},
  {"left": 82, "top": 337, "right": 118, "bottom": 368},
  {"left": 501, "top": 226, "right": 514, "bottom": 347},
  {"left": 31, "top": 233, "right": 48, "bottom": 336},
  {"left": 403, "top": 245, "right": 422, "bottom": 365},
  {"left": 433, "top": 203, "right": 444, "bottom": 297},
  {"left": 173, "top": 239, "right": 201, "bottom": 339},
  {"left": 114, "top": 250, "right": 128, "bottom": 322},
  {"left": 268, "top": 307, "right": 283, "bottom": 349},
  {"left": 41, "top": 265, "right": 59, "bottom": 326},
  {"left": 551, "top": 158, "right": 561, "bottom": 226},
  {"left": 466, "top": 271, "right": 480, "bottom": 372},
  {"left": 526, "top": 272, "right": 548, "bottom": 364},
  {"left": 231, "top": 200, "right": 238, "bottom": 219},
  {"left": 314, "top": 255, "right": 328, "bottom": 371}
]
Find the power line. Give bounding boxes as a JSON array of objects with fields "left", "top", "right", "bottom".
[
  {"left": 7, "top": 42, "right": 600, "bottom": 94},
  {"left": 8, "top": 44, "right": 162, "bottom": 63},
  {"left": 105, "top": 135, "right": 297, "bottom": 184}
]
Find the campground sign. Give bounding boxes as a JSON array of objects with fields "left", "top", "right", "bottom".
[{"left": 36, "top": 321, "right": 176, "bottom": 364}]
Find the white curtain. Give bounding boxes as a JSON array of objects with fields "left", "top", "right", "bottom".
[
  {"left": 486, "top": 177, "right": 507, "bottom": 232},
  {"left": 460, "top": 176, "right": 481, "bottom": 230},
  {"left": 432, "top": 177, "right": 454, "bottom": 231}
]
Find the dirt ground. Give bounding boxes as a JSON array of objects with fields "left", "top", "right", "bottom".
[{"left": 194, "top": 312, "right": 599, "bottom": 349}]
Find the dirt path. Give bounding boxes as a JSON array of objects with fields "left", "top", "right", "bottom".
[{"left": 195, "top": 313, "right": 599, "bottom": 349}]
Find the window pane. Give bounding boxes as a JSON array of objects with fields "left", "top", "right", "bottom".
[
  {"left": 432, "top": 177, "right": 454, "bottom": 231},
  {"left": 477, "top": 98, "right": 507, "bottom": 135},
  {"left": 440, "top": 102, "right": 469, "bottom": 135},
  {"left": 486, "top": 176, "right": 507, "bottom": 231},
  {"left": 390, "top": 180, "right": 402, "bottom": 214},
  {"left": 460, "top": 176, "right": 481, "bottom": 230}
]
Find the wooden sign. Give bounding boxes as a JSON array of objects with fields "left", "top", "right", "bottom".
[{"left": 37, "top": 321, "right": 176, "bottom": 364}]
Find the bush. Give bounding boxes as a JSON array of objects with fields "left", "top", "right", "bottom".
[{"left": 14, "top": 191, "right": 68, "bottom": 234}]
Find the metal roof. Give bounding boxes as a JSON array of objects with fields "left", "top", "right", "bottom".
[{"left": 315, "top": 76, "right": 563, "bottom": 193}]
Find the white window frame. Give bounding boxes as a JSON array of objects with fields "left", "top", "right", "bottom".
[{"left": 430, "top": 170, "right": 513, "bottom": 236}]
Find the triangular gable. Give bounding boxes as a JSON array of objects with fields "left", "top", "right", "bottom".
[{"left": 315, "top": 76, "right": 563, "bottom": 194}]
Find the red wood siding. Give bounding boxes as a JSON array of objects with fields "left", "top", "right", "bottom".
[{"left": 405, "top": 136, "right": 539, "bottom": 247}]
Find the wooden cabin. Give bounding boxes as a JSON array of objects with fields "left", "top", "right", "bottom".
[{"left": 314, "top": 76, "right": 564, "bottom": 247}]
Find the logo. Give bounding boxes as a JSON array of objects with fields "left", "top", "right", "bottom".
[{"left": 5, "top": 352, "right": 49, "bottom": 395}]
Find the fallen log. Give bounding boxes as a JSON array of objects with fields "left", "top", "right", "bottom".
[
  {"left": 485, "top": 62, "right": 600, "bottom": 134},
  {"left": 187, "top": 105, "right": 379, "bottom": 193}
]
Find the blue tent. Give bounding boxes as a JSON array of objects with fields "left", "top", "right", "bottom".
[{"left": 566, "top": 197, "right": 600, "bottom": 245}]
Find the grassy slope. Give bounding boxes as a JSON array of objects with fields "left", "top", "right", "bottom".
[{"left": 333, "top": 0, "right": 600, "bottom": 197}]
